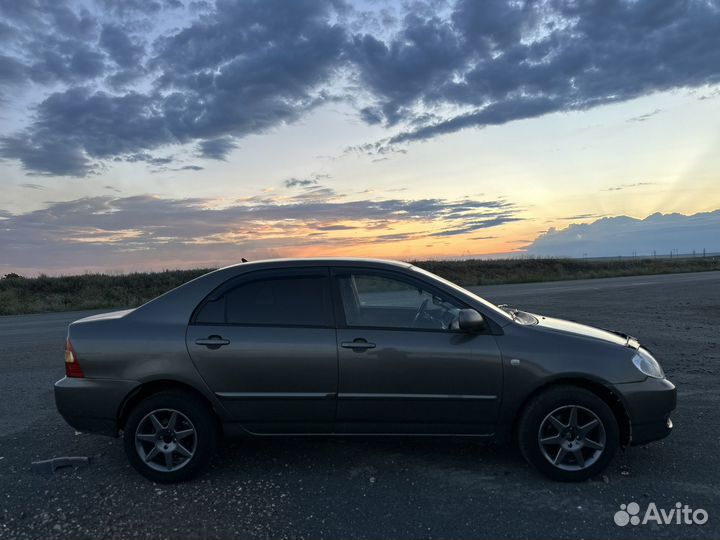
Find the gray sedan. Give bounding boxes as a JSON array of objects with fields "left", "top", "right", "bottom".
[{"left": 55, "top": 258, "right": 675, "bottom": 482}]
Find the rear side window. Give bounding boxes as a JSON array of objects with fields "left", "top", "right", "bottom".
[{"left": 194, "top": 272, "right": 333, "bottom": 327}]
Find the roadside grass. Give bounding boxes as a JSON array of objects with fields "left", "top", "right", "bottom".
[
  {"left": 0, "top": 269, "right": 211, "bottom": 316},
  {"left": 412, "top": 256, "right": 720, "bottom": 287},
  {"left": 1, "top": 257, "right": 718, "bottom": 316}
]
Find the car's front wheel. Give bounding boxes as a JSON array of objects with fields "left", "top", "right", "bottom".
[
  {"left": 123, "top": 390, "right": 217, "bottom": 483},
  {"left": 518, "top": 385, "right": 619, "bottom": 482}
]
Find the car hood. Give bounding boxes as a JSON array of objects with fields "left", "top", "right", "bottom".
[{"left": 530, "top": 313, "right": 639, "bottom": 349}]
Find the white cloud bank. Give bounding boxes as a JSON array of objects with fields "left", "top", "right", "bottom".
[{"left": 525, "top": 210, "right": 720, "bottom": 258}]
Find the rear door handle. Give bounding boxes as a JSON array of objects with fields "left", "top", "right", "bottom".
[
  {"left": 195, "top": 336, "right": 230, "bottom": 349},
  {"left": 341, "top": 340, "right": 376, "bottom": 350}
]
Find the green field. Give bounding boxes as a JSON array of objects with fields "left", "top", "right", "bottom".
[{"left": 1, "top": 257, "right": 718, "bottom": 316}]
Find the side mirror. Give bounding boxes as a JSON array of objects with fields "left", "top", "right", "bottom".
[{"left": 458, "top": 308, "right": 486, "bottom": 332}]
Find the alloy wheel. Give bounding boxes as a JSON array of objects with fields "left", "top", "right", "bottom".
[
  {"left": 538, "top": 405, "right": 606, "bottom": 471},
  {"left": 135, "top": 408, "right": 197, "bottom": 472}
]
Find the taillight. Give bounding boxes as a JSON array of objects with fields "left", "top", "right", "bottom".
[{"left": 64, "top": 338, "right": 84, "bottom": 378}]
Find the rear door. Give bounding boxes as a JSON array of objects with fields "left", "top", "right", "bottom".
[
  {"left": 332, "top": 268, "right": 503, "bottom": 435},
  {"left": 186, "top": 267, "right": 337, "bottom": 434}
]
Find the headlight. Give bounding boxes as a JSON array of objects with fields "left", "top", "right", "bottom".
[{"left": 632, "top": 348, "right": 665, "bottom": 379}]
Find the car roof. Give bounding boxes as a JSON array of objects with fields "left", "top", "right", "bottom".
[{"left": 217, "top": 257, "right": 413, "bottom": 271}]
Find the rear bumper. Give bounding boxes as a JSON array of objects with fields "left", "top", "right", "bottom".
[
  {"left": 615, "top": 377, "right": 676, "bottom": 446},
  {"left": 54, "top": 376, "right": 139, "bottom": 437}
]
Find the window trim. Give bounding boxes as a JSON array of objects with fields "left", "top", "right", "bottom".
[
  {"left": 330, "top": 267, "right": 486, "bottom": 334},
  {"left": 189, "top": 267, "right": 336, "bottom": 329}
]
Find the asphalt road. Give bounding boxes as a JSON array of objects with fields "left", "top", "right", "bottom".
[{"left": 1, "top": 271, "right": 719, "bottom": 539}]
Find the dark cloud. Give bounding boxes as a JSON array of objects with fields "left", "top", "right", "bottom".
[
  {"left": 389, "top": 96, "right": 560, "bottom": 144},
  {"left": 287, "top": 186, "right": 337, "bottom": 201},
  {"left": 99, "top": 24, "right": 144, "bottom": 68},
  {"left": 429, "top": 216, "right": 523, "bottom": 237},
  {"left": 120, "top": 152, "right": 173, "bottom": 166},
  {"left": 526, "top": 210, "right": 720, "bottom": 258},
  {"left": 627, "top": 109, "right": 663, "bottom": 123},
  {"left": 150, "top": 0, "right": 346, "bottom": 147},
  {"left": 0, "top": 55, "right": 26, "bottom": 84},
  {"left": 0, "top": 193, "right": 520, "bottom": 271},
  {"left": 0, "top": 88, "right": 174, "bottom": 175},
  {"left": 349, "top": 11, "right": 465, "bottom": 125},
  {"left": 105, "top": 67, "right": 146, "bottom": 90},
  {"left": 1, "top": 0, "right": 347, "bottom": 175},
  {"left": 355, "top": 0, "right": 720, "bottom": 143},
  {"left": 284, "top": 178, "right": 319, "bottom": 188},
  {"left": 602, "top": 182, "right": 655, "bottom": 192},
  {"left": 0, "top": 134, "right": 92, "bottom": 177},
  {"left": 189, "top": 1, "right": 212, "bottom": 12},
  {"left": 1, "top": 194, "right": 517, "bottom": 239},
  {"left": 0, "top": 0, "right": 96, "bottom": 38},
  {"left": 24, "top": 41, "right": 106, "bottom": 84},
  {"left": 376, "top": 232, "right": 418, "bottom": 241},
  {"left": 150, "top": 164, "right": 205, "bottom": 173},
  {"left": 359, "top": 107, "right": 384, "bottom": 125},
  {"left": 68, "top": 47, "right": 105, "bottom": 78},
  {"left": 96, "top": 0, "right": 181, "bottom": 17},
  {"left": 2, "top": 0, "right": 720, "bottom": 175},
  {"left": 1, "top": 1, "right": 101, "bottom": 89},
  {"left": 99, "top": 30, "right": 147, "bottom": 87},
  {"left": 316, "top": 224, "right": 357, "bottom": 231},
  {"left": 198, "top": 137, "right": 238, "bottom": 160},
  {"left": 0, "top": 20, "right": 15, "bottom": 41}
]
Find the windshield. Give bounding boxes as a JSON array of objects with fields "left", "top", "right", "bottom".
[{"left": 410, "top": 266, "right": 514, "bottom": 322}]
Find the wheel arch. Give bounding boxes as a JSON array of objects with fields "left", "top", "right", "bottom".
[
  {"left": 512, "top": 377, "right": 632, "bottom": 449},
  {"left": 117, "top": 379, "right": 220, "bottom": 431}
]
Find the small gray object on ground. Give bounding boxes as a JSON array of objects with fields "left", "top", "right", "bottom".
[{"left": 31, "top": 456, "right": 91, "bottom": 474}]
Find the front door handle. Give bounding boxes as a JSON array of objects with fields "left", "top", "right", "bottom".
[
  {"left": 341, "top": 339, "right": 376, "bottom": 350},
  {"left": 195, "top": 335, "right": 230, "bottom": 349}
]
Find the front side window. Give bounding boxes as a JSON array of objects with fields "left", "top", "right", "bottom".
[
  {"left": 195, "top": 272, "right": 332, "bottom": 327},
  {"left": 336, "top": 272, "right": 463, "bottom": 330}
]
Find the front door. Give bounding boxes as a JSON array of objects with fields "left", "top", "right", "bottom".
[
  {"left": 186, "top": 267, "right": 337, "bottom": 434},
  {"left": 332, "top": 268, "right": 503, "bottom": 435}
]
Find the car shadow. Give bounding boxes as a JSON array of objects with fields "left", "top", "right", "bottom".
[{"left": 211, "top": 436, "right": 529, "bottom": 481}]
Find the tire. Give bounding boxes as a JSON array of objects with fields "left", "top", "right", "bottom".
[
  {"left": 518, "top": 385, "right": 619, "bottom": 482},
  {"left": 123, "top": 390, "right": 217, "bottom": 483}
]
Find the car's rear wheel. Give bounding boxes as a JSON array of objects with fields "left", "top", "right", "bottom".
[
  {"left": 518, "top": 385, "right": 619, "bottom": 482},
  {"left": 123, "top": 391, "right": 217, "bottom": 483}
]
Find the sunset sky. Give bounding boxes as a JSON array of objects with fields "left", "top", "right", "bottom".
[{"left": 1, "top": 0, "right": 719, "bottom": 275}]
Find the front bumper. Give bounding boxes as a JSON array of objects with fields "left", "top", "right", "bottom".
[
  {"left": 54, "top": 376, "right": 139, "bottom": 436},
  {"left": 615, "top": 377, "right": 676, "bottom": 446}
]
